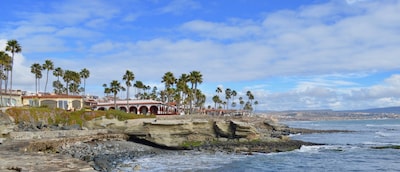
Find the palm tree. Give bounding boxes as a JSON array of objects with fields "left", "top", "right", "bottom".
[
  {"left": 161, "top": 71, "right": 176, "bottom": 102},
  {"left": 150, "top": 86, "right": 158, "bottom": 100},
  {"left": 212, "top": 95, "right": 220, "bottom": 109},
  {"left": 177, "top": 73, "right": 189, "bottom": 109},
  {"left": 189, "top": 70, "right": 202, "bottom": 114},
  {"left": 53, "top": 67, "right": 64, "bottom": 94},
  {"left": 30, "top": 63, "right": 42, "bottom": 95},
  {"left": 79, "top": 68, "right": 90, "bottom": 96},
  {"left": 133, "top": 80, "right": 144, "bottom": 99},
  {"left": 254, "top": 100, "right": 259, "bottom": 112},
  {"left": 109, "top": 80, "right": 125, "bottom": 109},
  {"left": 225, "top": 88, "right": 232, "bottom": 110},
  {"left": 194, "top": 89, "right": 206, "bottom": 109},
  {"left": 53, "top": 67, "right": 63, "bottom": 81},
  {"left": 42, "top": 60, "right": 54, "bottom": 93},
  {"left": 123, "top": 70, "right": 135, "bottom": 109},
  {"left": 102, "top": 83, "right": 110, "bottom": 97},
  {"left": 52, "top": 80, "right": 64, "bottom": 94},
  {"left": 216, "top": 86, "right": 222, "bottom": 98},
  {"left": 0, "top": 51, "right": 11, "bottom": 106},
  {"left": 239, "top": 97, "right": 244, "bottom": 109},
  {"left": 5, "top": 40, "right": 21, "bottom": 97},
  {"left": 63, "top": 70, "right": 80, "bottom": 95},
  {"left": 231, "top": 90, "right": 237, "bottom": 109}
]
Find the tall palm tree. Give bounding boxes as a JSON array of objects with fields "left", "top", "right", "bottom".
[
  {"left": 79, "top": 68, "right": 90, "bottom": 96},
  {"left": 109, "top": 80, "right": 125, "bottom": 109},
  {"left": 216, "top": 87, "right": 222, "bottom": 97},
  {"left": 231, "top": 90, "right": 237, "bottom": 109},
  {"left": 177, "top": 73, "right": 189, "bottom": 111},
  {"left": 53, "top": 67, "right": 63, "bottom": 81},
  {"left": 254, "top": 100, "right": 259, "bottom": 112},
  {"left": 63, "top": 70, "right": 80, "bottom": 95},
  {"left": 42, "top": 60, "right": 54, "bottom": 93},
  {"left": 53, "top": 67, "right": 64, "bottom": 94},
  {"left": 102, "top": 83, "right": 111, "bottom": 97},
  {"left": 194, "top": 89, "right": 206, "bottom": 109},
  {"left": 212, "top": 95, "right": 220, "bottom": 109},
  {"left": 239, "top": 97, "right": 244, "bottom": 109},
  {"left": 247, "top": 91, "right": 255, "bottom": 104},
  {"left": 0, "top": 51, "right": 11, "bottom": 106},
  {"left": 189, "top": 71, "right": 202, "bottom": 114},
  {"left": 161, "top": 71, "right": 176, "bottom": 102},
  {"left": 133, "top": 80, "right": 144, "bottom": 99},
  {"left": 5, "top": 40, "right": 21, "bottom": 96},
  {"left": 123, "top": 70, "right": 135, "bottom": 109},
  {"left": 30, "top": 63, "right": 42, "bottom": 95},
  {"left": 225, "top": 88, "right": 232, "bottom": 110}
]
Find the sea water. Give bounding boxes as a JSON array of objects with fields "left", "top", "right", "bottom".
[{"left": 114, "top": 119, "right": 400, "bottom": 172}]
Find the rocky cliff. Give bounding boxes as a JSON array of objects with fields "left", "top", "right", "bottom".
[{"left": 84, "top": 115, "right": 286, "bottom": 149}]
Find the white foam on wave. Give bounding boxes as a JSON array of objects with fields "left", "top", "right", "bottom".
[
  {"left": 297, "top": 145, "right": 350, "bottom": 153},
  {"left": 375, "top": 131, "right": 395, "bottom": 137},
  {"left": 366, "top": 124, "right": 400, "bottom": 128},
  {"left": 114, "top": 151, "right": 249, "bottom": 172},
  {"left": 288, "top": 133, "right": 301, "bottom": 137},
  {"left": 297, "top": 145, "right": 322, "bottom": 153}
]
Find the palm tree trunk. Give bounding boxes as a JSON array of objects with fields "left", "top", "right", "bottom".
[
  {"left": 114, "top": 93, "right": 117, "bottom": 109},
  {"left": 84, "top": 79, "right": 86, "bottom": 96},
  {"left": 126, "top": 87, "right": 129, "bottom": 112},
  {"left": 35, "top": 78, "right": 38, "bottom": 95},
  {"left": 0, "top": 75, "right": 2, "bottom": 107},
  {"left": 45, "top": 70, "right": 49, "bottom": 93},
  {"left": 9, "top": 55, "right": 13, "bottom": 105},
  {"left": 4, "top": 71, "right": 8, "bottom": 96}
]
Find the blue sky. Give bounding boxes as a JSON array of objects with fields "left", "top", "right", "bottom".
[{"left": 1, "top": 0, "right": 400, "bottom": 111}]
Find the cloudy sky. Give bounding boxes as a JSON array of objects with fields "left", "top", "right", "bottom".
[{"left": 1, "top": 0, "right": 399, "bottom": 111}]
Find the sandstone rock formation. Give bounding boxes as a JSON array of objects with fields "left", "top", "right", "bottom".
[{"left": 84, "top": 116, "right": 272, "bottom": 149}]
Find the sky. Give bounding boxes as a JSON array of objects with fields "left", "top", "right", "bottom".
[{"left": 0, "top": 0, "right": 400, "bottom": 111}]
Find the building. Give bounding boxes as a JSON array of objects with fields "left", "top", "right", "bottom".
[
  {"left": 0, "top": 89, "right": 24, "bottom": 107},
  {"left": 93, "top": 99, "right": 177, "bottom": 115},
  {"left": 22, "top": 94, "right": 84, "bottom": 110}
]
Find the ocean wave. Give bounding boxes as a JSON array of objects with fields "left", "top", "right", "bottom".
[
  {"left": 366, "top": 124, "right": 400, "bottom": 128},
  {"left": 288, "top": 133, "right": 301, "bottom": 137},
  {"left": 374, "top": 131, "right": 396, "bottom": 137},
  {"left": 297, "top": 145, "right": 346, "bottom": 153},
  {"left": 114, "top": 151, "right": 249, "bottom": 172}
]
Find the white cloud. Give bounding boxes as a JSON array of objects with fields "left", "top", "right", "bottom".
[
  {"left": 2, "top": 0, "right": 400, "bottom": 110},
  {"left": 252, "top": 74, "right": 400, "bottom": 111},
  {"left": 21, "top": 35, "right": 68, "bottom": 53},
  {"left": 56, "top": 27, "right": 101, "bottom": 38},
  {"left": 0, "top": 39, "right": 34, "bottom": 91},
  {"left": 158, "top": 0, "right": 201, "bottom": 15},
  {"left": 181, "top": 20, "right": 261, "bottom": 40}
]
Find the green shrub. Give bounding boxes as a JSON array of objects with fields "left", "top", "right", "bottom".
[
  {"left": 180, "top": 141, "right": 203, "bottom": 149},
  {"left": 6, "top": 107, "right": 156, "bottom": 127}
]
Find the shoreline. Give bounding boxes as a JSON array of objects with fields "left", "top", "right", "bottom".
[{"left": 0, "top": 114, "right": 367, "bottom": 171}]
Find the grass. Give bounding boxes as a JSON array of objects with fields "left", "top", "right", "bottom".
[
  {"left": 6, "top": 107, "right": 156, "bottom": 127},
  {"left": 180, "top": 140, "right": 203, "bottom": 149}
]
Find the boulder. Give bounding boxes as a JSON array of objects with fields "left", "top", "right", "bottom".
[
  {"left": 0, "top": 113, "right": 16, "bottom": 143},
  {"left": 140, "top": 119, "right": 216, "bottom": 148},
  {"left": 214, "top": 121, "right": 233, "bottom": 138},
  {"left": 231, "top": 120, "right": 260, "bottom": 140}
]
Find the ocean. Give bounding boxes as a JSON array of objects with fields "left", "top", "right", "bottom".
[{"left": 114, "top": 119, "right": 400, "bottom": 172}]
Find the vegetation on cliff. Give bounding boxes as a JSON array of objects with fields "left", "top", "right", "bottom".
[{"left": 6, "top": 107, "right": 155, "bottom": 127}]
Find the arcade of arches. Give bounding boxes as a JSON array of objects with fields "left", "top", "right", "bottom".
[{"left": 96, "top": 104, "right": 176, "bottom": 115}]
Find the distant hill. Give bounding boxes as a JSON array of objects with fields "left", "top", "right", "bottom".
[{"left": 342, "top": 106, "right": 400, "bottom": 113}]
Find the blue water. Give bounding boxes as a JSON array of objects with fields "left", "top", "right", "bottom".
[{"left": 115, "top": 119, "right": 400, "bottom": 172}]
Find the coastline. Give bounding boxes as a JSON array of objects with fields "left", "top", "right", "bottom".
[{"left": 0, "top": 114, "right": 356, "bottom": 171}]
